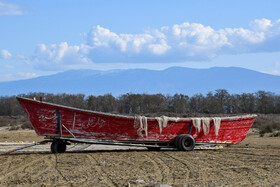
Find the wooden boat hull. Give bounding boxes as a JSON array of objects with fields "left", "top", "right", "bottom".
[{"left": 17, "top": 97, "right": 257, "bottom": 144}]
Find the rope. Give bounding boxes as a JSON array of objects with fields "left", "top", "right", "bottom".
[
  {"left": 202, "top": 118, "right": 210, "bottom": 135},
  {"left": 191, "top": 118, "right": 202, "bottom": 132},
  {"left": 156, "top": 116, "right": 180, "bottom": 134},
  {"left": 134, "top": 116, "right": 148, "bottom": 137},
  {"left": 212, "top": 117, "right": 221, "bottom": 136}
]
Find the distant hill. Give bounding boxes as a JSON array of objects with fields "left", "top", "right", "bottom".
[{"left": 1, "top": 67, "right": 280, "bottom": 96}]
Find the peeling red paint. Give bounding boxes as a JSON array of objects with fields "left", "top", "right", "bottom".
[{"left": 17, "top": 97, "right": 257, "bottom": 144}]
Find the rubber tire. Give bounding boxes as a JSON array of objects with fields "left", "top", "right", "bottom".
[
  {"left": 147, "top": 147, "right": 161, "bottom": 151},
  {"left": 175, "top": 135, "right": 185, "bottom": 150},
  {"left": 51, "top": 141, "right": 67, "bottom": 153},
  {"left": 58, "top": 141, "right": 66, "bottom": 153},
  {"left": 51, "top": 141, "right": 56, "bottom": 153},
  {"left": 179, "top": 134, "right": 195, "bottom": 151}
]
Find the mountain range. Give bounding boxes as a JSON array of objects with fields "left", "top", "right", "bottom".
[{"left": 1, "top": 67, "right": 280, "bottom": 96}]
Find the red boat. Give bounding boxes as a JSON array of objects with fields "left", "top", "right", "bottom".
[{"left": 17, "top": 97, "right": 257, "bottom": 153}]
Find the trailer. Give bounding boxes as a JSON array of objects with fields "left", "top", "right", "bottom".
[{"left": 16, "top": 97, "right": 257, "bottom": 153}]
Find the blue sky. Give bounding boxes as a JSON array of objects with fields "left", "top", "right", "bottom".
[{"left": 1, "top": 0, "right": 280, "bottom": 81}]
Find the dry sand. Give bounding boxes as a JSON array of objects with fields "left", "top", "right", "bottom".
[{"left": 0, "top": 129, "right": 279, "bottom": 186}]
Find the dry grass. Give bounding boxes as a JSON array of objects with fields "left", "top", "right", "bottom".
[
  {"left": 0, "top": 116, "right": 33, "bottom": 130},
  {"left": 253, "top": 114, "right": 280, "bottom": 130}
]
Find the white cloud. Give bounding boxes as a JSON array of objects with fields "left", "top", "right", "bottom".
[
  {"left": 148, "top": 39, "right": 170, "bottom": 55},
  {"left": 250, "top": 18, "right": 272, "bottom": 31},
  {"left": 87, "top": 25, "right": 156, "bottom": 54},
  {"left": 0, "top": 49, "right": 12, "bottom": 59},
  {"left": 223, "top": 28, "right": 265, "bottom": 44},
  {"left": 26, "top": 18, "right": 280, "bottom": 70},
  {"left": 0, "top": 2, "right": 26, "bottom": 16},
  {"left": 85, "top": 20, "right": 280, "bottom": 63},
  {"left": 0, "top": 49, "right": 28, "bottom": 62},
  {"left": 31, "top": 42, "right": 92, "bottom": 70}
]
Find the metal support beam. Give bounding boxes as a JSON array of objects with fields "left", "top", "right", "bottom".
[{"left": 62, "top": 124, "right": 76, "bottom": 138}]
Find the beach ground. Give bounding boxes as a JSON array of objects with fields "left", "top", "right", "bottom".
[{"left": 0, "top": 129, "right": 279, "bottom": 186}]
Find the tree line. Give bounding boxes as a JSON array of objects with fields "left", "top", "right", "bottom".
[{"left": 0, "top": 89, "right": 280, "bottom": 116}]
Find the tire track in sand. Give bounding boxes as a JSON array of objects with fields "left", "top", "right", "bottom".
[
  {"left": 87, "top": 154, "right": 118, "bottom": 187},
  {"left": 143, "top": 152, "right": 174, "bottom": 185},
  {"left": 54, "top": 154, "right": 70, "bottom": 184},
  {"left": 0, "top": 154, "right": 48, "bottom": 182},
  {"left": 25, "top": 154, "right": 56, "bottom": 182},
  {"left": 163, "top": 152, "right": 201, "bottom": 184},
  {"left": 0, "top": 156, "right": 12, "bottom": 177},
  {"left": 215, "top": 149, "right": 280, "bottom": 184}
]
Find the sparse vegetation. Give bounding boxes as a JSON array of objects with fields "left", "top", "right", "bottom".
[
  {"left": 0, "top": 116, "right": 33, "bottom": 130},
  {"left": 270, "top": 131, "right": 280, "bottom": 137},
  {"left": 259, "top": 125, "right": 273, "bottom": 137},
  {"left": 9, "top": 125, "right": 20, "bottom": 131},
  {"left": 20, "top": 121, "right": 33, "bottom": 130}
]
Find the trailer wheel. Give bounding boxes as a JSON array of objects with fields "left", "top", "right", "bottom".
[
  {"left": 51, "top": 141, "right": 66, "bottom": 153},
  {"left": 51, "top": 142, "right": 56, "bottom": 153},
  {"left": 58, "top": 141, "right": 66, "bottom": 153},
  {"left": 147, "top": 147, "right": 161, "bottom": 151},
  {"left": 175, "top": 135, "right": 185, "bottom": 150},
  {"left": 176, "top": 134, "right": 195, "bottom": 151}
]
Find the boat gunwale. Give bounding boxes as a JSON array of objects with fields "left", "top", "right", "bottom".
[{"left": 17, "top": 96, "right": 257, "bottom": 121}]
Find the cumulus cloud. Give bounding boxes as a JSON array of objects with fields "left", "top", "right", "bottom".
[
  {"left": 31, "top": 42, "right": 92, "bottom": 70},
  {"left": 1, "top": 49, "right": 29, "bottom": 64},
  {"left": 250, "top": 18, "right": 272, "bottom": 31},
  {"left": 85, "top": 23, "right": 227, "bottom": 62},
  {"left": 0, "top": 1, "right": 26, "bottom": 16},
  {"left": 26, "top": 18, "right": 280, "bottom": 69},
  {"left": 84, "top": 19, "right": 280, "bottom": 63},
  {"left": 0, "top": 49, "right": 12, "bottom": 59}
]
